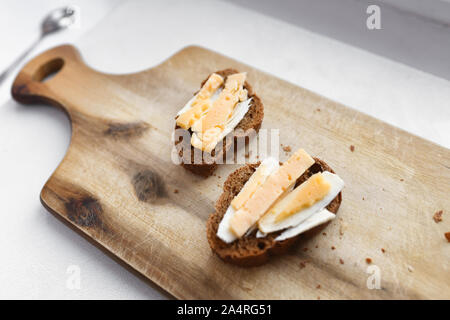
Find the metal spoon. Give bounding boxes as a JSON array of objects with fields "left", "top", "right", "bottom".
[{"left": 0, "top": 6, "right": 77, "bottom": 85}]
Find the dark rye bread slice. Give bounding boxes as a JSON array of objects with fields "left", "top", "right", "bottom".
[
  {"left": 174, "top": 69, "right": 264, "bottom": 177},
  {"left": 207, "top": 158, "right": 342, "bottom": 267}
]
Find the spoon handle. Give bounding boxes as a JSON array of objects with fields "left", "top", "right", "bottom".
[{"left": 0, "top": 35, "right": 42, "bottom": 86}]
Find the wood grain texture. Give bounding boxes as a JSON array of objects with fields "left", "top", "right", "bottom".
[{"left": 12, "top": 45, "right": 450, "bottom": 299}]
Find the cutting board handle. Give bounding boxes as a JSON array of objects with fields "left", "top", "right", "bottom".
[{"left": 11, "top": 45, "right": 84, "bottom": 109}]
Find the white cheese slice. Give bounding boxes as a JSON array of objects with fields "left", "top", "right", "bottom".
[
  {"left": 275, "top": 209, "right": 335, "bottom": 241},
  {"left": 256, "top": 230, "right": 266, "bottom": 238},
  {"left": 216, "top": 205, "right": 238, "bottom": 243}
]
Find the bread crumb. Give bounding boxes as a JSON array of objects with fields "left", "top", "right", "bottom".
[
  {"left": 331, "top": 246, "right": 336, "bottom": 250},
  {"left": 339, "top": 223, "right": 347, "bottom": 236},
  {"left": 366, "top": 258, "right": 372, "bottom": 264},
  {"left": 218, "top": 175, "right": 221, "bottom": 179},
  {"left": 381, "top": 248, "right": 386, "bottom": 253},
  {"left": 350, "top": 145, "right": 355, "bottom": 152},
  {"left": 362, "top": 197, "right": 365, "bottom": 200},
  {"left": 173, "top": 189, "right": 179, "bottom": 194},
  {"left": 303, "top": 247, "right": 308, "bottom": 252},
  {"left": 339, "top": 258, "right": 344, "bottom": 265},
  {"left": 282, "top": 145, "right": 291, "bottom": 153},
  {"left": 316, "top": 108, "right": 321, "bottom": 112},
  {"left": 400, "top": 178, "right": 404, "bottom": 182},
  {"left": 445, "top": 232, "right": 450, "bottom": 242},
  {"left": 299, "top": 261, "right": 307, "bottom": 269},
  {"left": 322, "top": 232, "right": 327, "bottom": 236},
  {"left": 407, "top": 265, "right": 414, "bottom": 272},
  {"left": 315, "top": 245, "right": 319, "bottom": 249},
  {"left": 433, "top": 210, "right": 443, "bottom": 223},
  {"left": 317, "top": 296, "right": 320, "bottom": 300},
  {"left": 316, "top": 284, "right": 321, "bottom": 289}
]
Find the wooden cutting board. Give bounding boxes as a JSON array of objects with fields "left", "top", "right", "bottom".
[{"left": 12, "top": 45, "right": 450, "bottom": 299}]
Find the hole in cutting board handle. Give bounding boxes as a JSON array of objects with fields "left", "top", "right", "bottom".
[{"left": 32, "top": 58, "right": 64, "bottom": 83}]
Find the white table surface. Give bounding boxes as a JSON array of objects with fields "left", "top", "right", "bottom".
[{"left": 0, "top": 0, "right": 449, "bottom": 299}]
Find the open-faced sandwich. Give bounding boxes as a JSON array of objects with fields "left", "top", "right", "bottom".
[
  {"left": 207, "top": 148, "right": 344, "bottom": 266},
  {"left": 174, "top": 69, "right": 263, "bottom": 176}
]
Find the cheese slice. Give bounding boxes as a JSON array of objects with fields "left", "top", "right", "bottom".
[
  {"left": 190, "top": 73, "right": 248, "bottom": 151},
  {"left": 229, "top": 149, "right": 315, "bottom": 238},
  {"left": 271, "top": 172, "right": 331, "bottom": 223},
  {"left": 193, "top": 73, "right": 247, "bottom": 133},
  {"left": 176, "top": 100, "right": 211, "bottom": 130},
  {"left": 176, "top": 73, "right": 223, "bottom": 130},
  {"left": 216, "top": 158, "right": 279, "bottom": 243},
  {"left": 275, "top": 209, "right": 335, "bottom": 241},
  {"left": 197, "top": 95, "right": 234, "bottom": 133},
  {"left": 190, "top": 98, "right": 252, "bottom": 153},
  {"left": 231, "top": 158, "right": 279, "bottom": 210},
  {"left": 190, "top": 126, "right": 223, "bottom": 152},
  {"left": 258, "top": 171, "right": 344, "bottom": 234}
]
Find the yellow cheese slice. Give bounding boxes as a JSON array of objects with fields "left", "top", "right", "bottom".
[
  {"left": 229, "top": 149, "right": 315, "bottom": 238},
  {"left": 190, "top": 126, "right": 223, "bottom": 152},
  {"left": 176, "top": 100, "right": 211, "bottom": 130},
  {"left": 194, "top": 72, "right": 247, "bottom": 134},
  {"left": 176, "top": 73, "right": 223, "bottom": 130},
  {"left": 196, "top": 73, "right": 224, "bottom": 101},
  {"left": 262, "top": 172, "right": 331, "bottom": 224},
  {"left": 231, "top": 163, "right": 272, "bottom": 210}
]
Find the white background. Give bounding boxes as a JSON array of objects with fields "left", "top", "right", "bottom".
[{"left": 0, "top": 0, "right": 449, "bottom": 299}]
